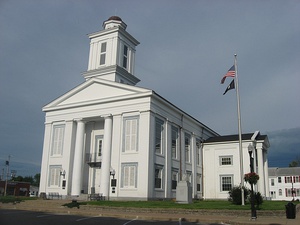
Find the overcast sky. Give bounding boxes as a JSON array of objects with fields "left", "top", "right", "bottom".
[{"left": 0, "top": 0, "right": 299, "bottom": 176}]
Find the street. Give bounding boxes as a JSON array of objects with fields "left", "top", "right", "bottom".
[{"left": 0, "top": 209, "right": 227, "bottom": 225}]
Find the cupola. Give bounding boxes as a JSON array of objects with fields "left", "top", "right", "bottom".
[{"left": 82, "top": 16, "right": 140, "bottom": 86}]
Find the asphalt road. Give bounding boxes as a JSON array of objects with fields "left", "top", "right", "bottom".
[{"left": 0, "top": 209, "right": 227, "bottom": 225}]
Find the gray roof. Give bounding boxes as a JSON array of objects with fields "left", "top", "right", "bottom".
[
  {"left": 205, "top": 133, "right": 267, "bottom": 143},
  {"left": 268, "top": 167, "right": 300, "bottom": 177}
]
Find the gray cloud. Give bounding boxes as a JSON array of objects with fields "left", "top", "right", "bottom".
[{"left": 0, "top": 0, "right": 299, "bottom": 176}]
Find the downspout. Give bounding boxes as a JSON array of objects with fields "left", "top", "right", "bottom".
[
  {"left": 201, "top": 128, "right": 204, "bottom": 199},
  {"left": 179, "top": 114, "right": 183, "bottom": 181}
]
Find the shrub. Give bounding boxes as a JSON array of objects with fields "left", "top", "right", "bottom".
[
  {"left": 228, "top": 186, "right": 250, "bottom": 205},
  {"left": 248, "top": 191, "right": 263, "bottom": 209}
]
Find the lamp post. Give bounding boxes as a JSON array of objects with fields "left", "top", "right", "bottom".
[
  {"left": 248, "top": 144, "right": 257, "bottom": 220},
  {"left": 108, "top": 168, "right": 116, "bottom": 200},
  {"left": 291, "top": 181, "right": 295, "bottom": 201}
]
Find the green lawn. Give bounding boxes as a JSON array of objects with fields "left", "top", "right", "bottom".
[
  {"left": 85, "top": 199, "right": 298, "bottom": 211},
  {"left": 0, "top": 196, "right": 38, "bottom": 203},
  {"left": 1, "top": 196, "right": 297, "bottom": 211}
]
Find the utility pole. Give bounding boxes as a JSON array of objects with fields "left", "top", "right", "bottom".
[{"left": 4, "top": 155, "right": 11, "bottom": 196}]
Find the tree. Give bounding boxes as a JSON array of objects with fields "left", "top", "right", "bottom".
[
  {"left": 23, "top": 176, "right": 34, "bottom": 184},
  {"left": 228, "top": 186, "right": 250, "bottom": 205},
  {"left": 289, "top": 156, "right": 300, "bottom": 167},
  {"left": 12, "top": 176, "right": 23, "bottom": 182},
  {"left": 10, "top": 173, "right": 40, "bottom": 187},
  {"left": 33, "top": 173, "right": 40, "bottom": 187}
]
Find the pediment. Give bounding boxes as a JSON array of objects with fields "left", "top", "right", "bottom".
[{"left": 43, "top": 78, "right": 151, "bottom": 111}]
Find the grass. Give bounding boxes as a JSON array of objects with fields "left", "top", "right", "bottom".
[
  {"left": 85, "top": 199, "right": 298, "bottom": 211},
  {"left": 0, "top": 196, "right": 38, "bottom": 203},
  {"left": 1, "top": 196, "right": 298, "bottom": 211}
]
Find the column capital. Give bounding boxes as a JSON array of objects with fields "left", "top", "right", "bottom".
[
  {"left": 101, "top": 114, "right": 112, "bottom": 119},
  {"left": 74, "top": 118, "right": 86, "bottom": 123}
]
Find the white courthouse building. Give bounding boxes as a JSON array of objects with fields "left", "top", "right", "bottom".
[{"left": 39, "top": 16, "right": 270, "bottom": 200}]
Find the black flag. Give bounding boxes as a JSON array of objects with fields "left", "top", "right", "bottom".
[{"left": 223, "top": 79, "right": 235, "bottom": 95}]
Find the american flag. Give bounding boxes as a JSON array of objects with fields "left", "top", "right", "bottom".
[{"left": 221, "top": 65, "right": 235, "bottom": 84}]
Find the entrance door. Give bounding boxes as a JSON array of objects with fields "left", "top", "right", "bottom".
[{"left": 89, "top": 135, "right": 103, "bottom": 194}]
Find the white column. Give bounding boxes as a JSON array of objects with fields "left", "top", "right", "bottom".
[
  {"left": 100, "top": 116, "right": 113, "bottom": 197},
  {"left": 257, "top": 146, "right": 265, "bottom": 196},
  {"left": 180, "top": 128, "right": 186, "bottom": 180},
  {"left": 39, "top": 122, "right": 52, "bottom": 194},
  {"left": 71, "top": 120, "right": 85, "bottom": 196},
  {"left": 165, "top": 120, "right": 172, "bottom": 198},
  {"left": 191, "top": 134, "right": 197, "bottom": 198},
  {"left": 264, "top": 150, "right": 270, "bottom": 197},
  {"left": 63, "top": 120, "right": 76, "bottom": 195}
]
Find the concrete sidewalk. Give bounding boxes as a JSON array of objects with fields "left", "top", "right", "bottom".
[{"left": 0, "top": 199, "right": 299, "bottom": 225}]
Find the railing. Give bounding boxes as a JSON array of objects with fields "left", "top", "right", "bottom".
[{"left": 86, "top": 153, "right": 102, "bottom": 168}]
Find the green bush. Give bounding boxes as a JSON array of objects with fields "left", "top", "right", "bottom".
[
  {"left": 228, "top": 186, "right": 250, "bottom": 205},
  {"left": 248, "top": 191, "right": 263, "bottom": 209}
]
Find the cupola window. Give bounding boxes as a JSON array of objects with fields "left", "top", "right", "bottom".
[
  {"left": 100, "top": 42, "right": 107, "bottom": 65},
  {"left": 123, "top": 45, "right": 128, "bottom": 69}
]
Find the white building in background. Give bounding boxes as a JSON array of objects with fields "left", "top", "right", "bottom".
[
  {"left": 269, "top": 167, "right": 300, "bottom": 201},
  {"left": 39, "top": 16, "right": 270, "bottom": 200},
  {"left": 203, "top": 133, "right": 270, "bottom": 200}
]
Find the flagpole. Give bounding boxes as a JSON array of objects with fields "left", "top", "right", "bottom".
[{"left": 234, "top": 54, "right": 245, "bottom": 206}]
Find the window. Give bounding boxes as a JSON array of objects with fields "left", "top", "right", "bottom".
[
  {"left": 220, "top": 156, "right": 233, "bottom": 165},
  {"left": 94, "top": 135, "right": 103, "bottom": 158},
  {"left": 185, "top": 133, "right": 191, "bottom": 163},
  {"left": 121, "top": 163, "right": 137, "bottom": 189},
  {"left": 220, "top": 175, "right": 233, "bottom": 192},
  {"left": 100, "top": 42, "right": 107, "bottom": 65},
  {"left": 196, "top": 139, "right": 201, "bottom": 165},
  {"left": 296, "top": 189, "right": 300, "bottom": 197},
  {"left": 271, "top": 179, "right": 274, "bottom": 186},
  {"left": 270, "top": 191, "right": 276, "bottom": 199},
  {"left": 294, "top": 176, "right": 300, "bottom": 183},
  {"left": 197, "top": 174, "right": 202, "bottom": 192},
  {"left": 286, "top": 188, "right": 293, "bottom": 197},
  {"left": 171, "top": 126, "right": 178, "bottom": 159},
  {"left": 155, "top": 118, "right": 164, "bottom": 154},
  {"left": 123, "top": 45, "right": 128, "bottom": 68},
  {"left": 48, "top": 166, "right": 61, "bottom": 187},
  {"left": 171, "top": 170, "right": 178, "bottom": 190},
  {"left": 279, "top": 189, "right": 282, "bottom": 196},
  {"left": 98, "top": 139, "right": 103, "bottom": 156},
  {"left": 285, "top": 176, "right": 292, "bottom": 183},
  {"left": 278, "top": 177, "right": 282, "bottom": 183},
  {"left": 186, "top": 171, "right": 192, "bottom": 183},
  {"left": 155, "top": 166, "right": 163, "bottom": 189},
  {"left": 51, "top": 125, "right": 65, "bottom": 156},
  {"left": 123, "top": 117, "right": 139, "bottom": 152}
]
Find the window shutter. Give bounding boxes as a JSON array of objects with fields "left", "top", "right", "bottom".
[
  {"left": 125, "top": 119, "right": 138, "bottom": 152},
  {"left": 131, "top": 120, "right": 137, "bottom": 151},
  {"left": 52, "top": 126, "right": 64, "bottom": 155},
  {"left": 285, "top": 177, "right": 287, "bottom": 183},
  {"left": 129, "top": 166, "right": 135, "bottom": 187},
  {"left": 57, "top": 128, "right": 63, "bottom": 154},
  {"left": 124, "top": 166, "right": 129, "bottom": 187}
]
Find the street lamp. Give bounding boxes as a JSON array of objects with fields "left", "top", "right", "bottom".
[
  {"left": 248, "top": 143, "right": 257, "bottom": 220},
  {"left": 291, "top": 181, "right": 295, "bottom": 201},
  {"left": 110, "top": 169, "right": 115, "bottom": 179},
  {"left": 60, "top": 170, "right": 66, "bottom": 179}
]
